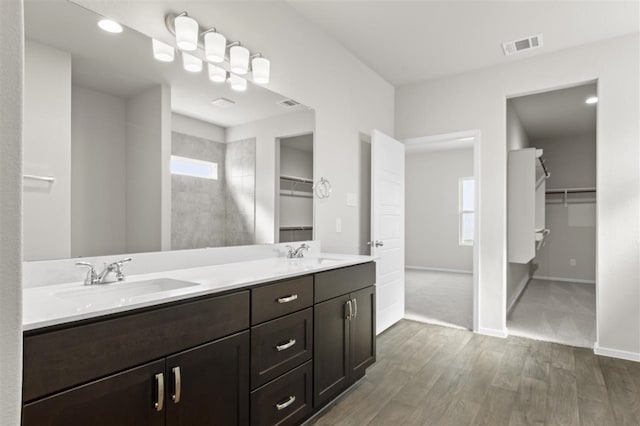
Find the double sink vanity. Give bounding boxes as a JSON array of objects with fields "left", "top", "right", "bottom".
[{"left": 21, "top": 252, "right": 376, "bottom": 425}]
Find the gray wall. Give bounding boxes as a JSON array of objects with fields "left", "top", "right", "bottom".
[
  {"left": 0, "top": 0, "right": 23, "bottom": 423},
  {"left": 125, "top": 85, "right": 170, "bottom": 254},
  {"left": 533, "top": 135, "right": 596, "bottom": 282},
  {"left": 71, "top": 86, "right": 127, "bottom": 257},
  {"left": 405, "top": 148, "right": 473, "bottom": 272},
  {"left": 506, "top": 101, "right": 532, "bottom": 309},
  {"left": 23, "top": 40, "right": 71, "bottom": 261}
]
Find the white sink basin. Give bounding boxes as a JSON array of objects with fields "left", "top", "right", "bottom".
[
  {"left": 54, "top": 278, "right": 199, "bottom": 306},
  {"left": 289, "top": 257, "right": 344, "bottom": 266}
]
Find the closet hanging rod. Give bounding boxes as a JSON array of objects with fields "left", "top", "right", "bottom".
[
  {"left": 537, "top": 156, "right": 550, "bottom": 178},
  {"left": 546, "top": 187, "right": 596, "bottom": 194},
  {"left": 280, "top": 175, "right": 313, "bottom": 184},
  {"left": 23, "top": 174, "right": 55, "bottom": 183},
  {"left": 280, "top": 226, "right": 313, "bottom": 231}
]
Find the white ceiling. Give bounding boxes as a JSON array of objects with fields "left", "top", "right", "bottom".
[
  {"left": 25, "top": 0, "right": 306, "bottom": 128},
  {"left": 288, "top": 1, "right": 640, "bottom": 86},
  {"left": 510, "top": 82, "right": 597, "bottom": 140}
]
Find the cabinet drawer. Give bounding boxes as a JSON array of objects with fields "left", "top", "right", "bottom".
[
  {"left": 250, "top": 361, "right": 313, "bottom": 426},
  {"left": 24, "top": 291, "right": 249, "bottom": 402},
  {"left": 314, "top": 262, "right": 376, "bottom": 303},
  {"left": 251, "top": 308, "right": 312, "bottom": 389},
  {"left": 251, "top": 276, "right": 313, "bottom": 324}
]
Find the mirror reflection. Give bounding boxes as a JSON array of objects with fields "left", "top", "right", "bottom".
[{"left": 23, "top": 1, "right": 315, "bottom": 261}]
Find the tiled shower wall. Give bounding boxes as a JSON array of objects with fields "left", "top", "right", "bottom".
[
  {"left": 171, "top": 132, "right": 256, "bottom": 249},
  {"left": 225, "top": 138, "right": 256, "bottom": 246}
]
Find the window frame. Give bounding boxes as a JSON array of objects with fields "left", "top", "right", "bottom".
[
  {"left": 459, "top": 176, "right": 474, "bottom": 246},
  {"left": 170, "top": 155, "right": 218, "bottom": 180}
]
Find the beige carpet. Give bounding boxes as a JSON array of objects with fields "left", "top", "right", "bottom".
[
  {"left": 404, "top": 269, "right": 473, "bottom": 330},
  {"left": 507, "top": 279, "right": 596, "bottom": 348}
]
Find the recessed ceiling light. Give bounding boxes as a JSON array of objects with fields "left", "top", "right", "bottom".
[
  {"left": 98, "top": 19, "right": 123, "bottom": 34},
  {"left": 585, "top": 96, "right": 598, "bottom": 105}
]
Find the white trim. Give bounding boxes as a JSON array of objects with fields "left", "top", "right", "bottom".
[
  {"left": 507, "top": 275, "right": 531, "bottom": 314},
  {"left": 594, "top": 343, "right": 640, "bottom": 362},
  {"left": 405, "top": 265, "right": 472, "bottom": 274},
  {"left": 532, "top": 275, "right": 596, "bottom": 285},
  {"left": 403, "top": 314, "right": 469, "bottom": 331},
  {"left": 478, "top": 327, "right": 509, "bottom": 338}
]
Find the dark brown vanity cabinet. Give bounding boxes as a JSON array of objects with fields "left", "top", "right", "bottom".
[
  {"left": 313, "top": 263, "right": 376, "bottom": 408},
  {"left": 21, "top": 262, "right": 376, "bottom": 426}
]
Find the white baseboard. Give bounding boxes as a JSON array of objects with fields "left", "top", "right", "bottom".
[
  {"left": 594, "top": 342, "right": 640, "bottom": 362},
  {"left": 533, "top": 275, "right": 596, "bottom": 285},
  {"left": 405, "top": 265, "right": 472, "bottom": 274},
  {"left": 507, "top": 275, "right": 531, "bottom": 314},
  {"left": 478, "top": 327, "right": 509, "bottom": 338}
]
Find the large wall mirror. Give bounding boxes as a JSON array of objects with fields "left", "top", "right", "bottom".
[{"left": 23, "top": 1, "right": 315, "bottom": 261}]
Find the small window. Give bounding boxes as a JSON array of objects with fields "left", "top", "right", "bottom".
[
  {"left": 170, "top": 155, "right": 218, "bottom": 180},
  {"left": 459, "top": 177, "right": 474, "bottom": 246}
]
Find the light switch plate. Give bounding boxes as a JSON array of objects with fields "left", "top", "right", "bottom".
[{"left": 346, "top": 192, "right": 358, "bottom": 207}]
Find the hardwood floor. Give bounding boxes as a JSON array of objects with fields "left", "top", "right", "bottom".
[{"left": 309, "top": 320, "right": 640, "bottom": 426}]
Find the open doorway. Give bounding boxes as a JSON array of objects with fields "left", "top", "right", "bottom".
[
  {"left": 402, "top": 132, "right": 479, "bottom": 331},
  {"left": 506, "top": 82, "right": 597, "bottom": 348}
]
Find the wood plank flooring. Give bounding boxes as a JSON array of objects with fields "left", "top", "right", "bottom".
[{"left": 309, "top": 320, "right": 640, "bottom": 426}]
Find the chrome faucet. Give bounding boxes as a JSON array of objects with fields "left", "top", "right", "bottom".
[
  {"left": 76, "top": 257, "right": 132, "bottom": 285},
  {"left": 285, "top": 243, "right": 310, "bottom": 259}
]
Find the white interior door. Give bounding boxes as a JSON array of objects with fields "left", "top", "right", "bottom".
[{"left": 371, "top": 130, "right": 405, "bottom": 334}]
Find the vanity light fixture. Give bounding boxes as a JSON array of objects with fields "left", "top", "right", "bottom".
[
  {"left": 230, "top": 45, "right": 250, "bottom": 75},
  {"left": 585, "top": 96, "right": 598, "bottom": 105},
  {"left": 182, "top": 52, "right": 203, "bottom": 73},
  {"left": 174, "top": 13, "right": 199, "bottom": 51},
  {"left": 208, "top": 63, "right": 227, "bottom": 82},
  {"left": 97, "top": 19, "right": 123, "bottom": 34},
  {"left": 251, "top": 55, "right": 270, "bottom": 85},
  {"left": 164, "top": 11, "right": 272, "bottom": 86},
  {"left": 228, "top": 74, "right": 247, "bottom": 92},
  {"left": 204, "top": 30, "right": 227, "bottom": 63},
  {"left": 152, "top": 39, "right": 175, "bottom": 62}
]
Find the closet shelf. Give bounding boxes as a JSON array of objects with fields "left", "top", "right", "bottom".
[
  {"left": 280, "top": 226, "right": 313, "bottom": 231},
  {"left": 546, "top": 187, "right": 596, "bottom": 195}
]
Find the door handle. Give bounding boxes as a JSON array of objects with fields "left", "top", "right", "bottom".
[
  {"left": 352, "top": 298, "right": 358, "bottom": 319},
  {"left": 154, "top": 373, "right": 164, "bottom": 412},
  {"left": 277, "top": 294, "right": 298, "bottom": 304},
  {"left": 374, "top": 240, "right": 384, "bottom": 247},
  {"left": 276, "top": 339, "right": 297, "bottom": 352},
  {"left": 171, "top": 366, "right": 181, "bottom": 403},
  {"left": 276, "top": 395, "right": 296, "bottom": 411},
  {"left": 346, "top": 299, "right": 353, "bottom": 320}
]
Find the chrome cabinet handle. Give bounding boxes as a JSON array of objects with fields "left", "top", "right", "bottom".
[
  {"left": 352, "top": 298, "right": 358, "bottom": 319},
  {"left": 276, "top": 339, "right": 296, "bottom": 352},
  {"left": 276, "top": 395, "right": 296, "bottom": 411},
  {"left": 346, "top": 300, "right": 353, "bottom": 320},
  {"left": 172, "top": 366, "right": 181, "bottom": 403},
  {"left": 154, "top": 373, "right": 164, "bottom": 412},
  {"left": 277, "top": 294, "right": 298, "bottom": 304}
]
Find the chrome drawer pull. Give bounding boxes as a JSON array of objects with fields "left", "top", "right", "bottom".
[
  {"left": 154, "top": 373, "right": 164, "bottom": 412},
  {"left": 277, "top": 294, "right": 298, "bottom": 304},
  {"left": 345, "top": 300, "right": 353, "bottom": 320},
  {"left": 276, "top": 395, "right": 296, "bottom": 411},
  {"left": 172, "top": 366, "right": 181, "bottom": 403},
  {"left": 352, "top": 298, "right": 358, "bottom": 320},
  {"left": 276, "top": 339, "right": 297, "bottom": 352}
]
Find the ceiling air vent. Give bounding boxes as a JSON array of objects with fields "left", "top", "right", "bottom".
[
  {"left": 278, "top": 98, "right": 301, "bottom": 108},
  {"left": 211, "top": 97, "right": 236, "bottom": 108},
  {"left": 502, "top": 34, "right": 543, "bottom": 56}
]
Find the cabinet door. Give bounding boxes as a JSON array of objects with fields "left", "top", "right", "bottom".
[
  {"left": 349, "top": 286, "right": 376, "bottom": 381},
  {"left": 313, "top": 294, "right": 351, "bottom": 407},
  {"left": 22, "top": 360, "right": 165, "bottom": 426},
  {"left": 165, "top": 331, "right": 250, "bottom": 426}
]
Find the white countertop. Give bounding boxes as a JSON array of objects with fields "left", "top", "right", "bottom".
[{"left": 23, "top": 254, "right": 375, "bottom": 331}]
